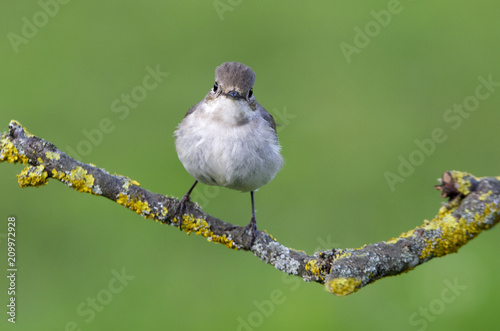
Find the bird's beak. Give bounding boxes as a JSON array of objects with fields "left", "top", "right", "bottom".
[{"left": 225, "top": 90, "right": 243, "bottom": 99}]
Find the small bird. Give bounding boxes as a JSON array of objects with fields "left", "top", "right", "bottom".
[{"left": 174, "top": 62, "right": 283, "bottom": 242}]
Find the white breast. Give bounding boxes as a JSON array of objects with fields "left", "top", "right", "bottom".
[{"left": 175, "top": 97, "right": 283, "bottom": 192}]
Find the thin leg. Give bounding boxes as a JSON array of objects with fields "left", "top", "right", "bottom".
[
  {"left": 251, "top": 190, "right": 256, "bottom": 223},
  {"left": 244, "top": 191, "right": 257, "bottom": 246},
  {"left": 175, "top": 180, "right": 198, "bottom": 229},
  {"left": 185, "top": 180, "right": 199, "bottom": 198}
]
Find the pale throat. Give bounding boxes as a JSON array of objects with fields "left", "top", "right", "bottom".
[{"left": 203, "top": 96, "right": 254, "bottom": 126}]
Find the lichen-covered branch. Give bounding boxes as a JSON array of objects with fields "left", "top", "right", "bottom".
[{"left": 1, "top": 120, "right": 499, "bottom": 296}]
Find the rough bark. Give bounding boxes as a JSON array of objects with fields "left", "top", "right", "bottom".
[{"left": 1, "top": 120, "right": 499, "bottom": 296}]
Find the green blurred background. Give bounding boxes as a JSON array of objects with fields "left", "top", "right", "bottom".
[{"left": 1, "top": 1, "right": 499, "bottom": 330}]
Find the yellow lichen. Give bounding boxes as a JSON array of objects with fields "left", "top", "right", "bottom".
[
  {"left": 116, "top": 193, "right": 151, "bottom": 216},
  {"left": 451, "top": 171, "right": 476, "bottom": 196},
  {"left": 51, "top": 166, "right": 95, "bottom": 194},
  {"left": 17, "top": 165, "right": 49, "bottom": 187},
  {"left": 179, "top": 214, "right": 237, "bottom": 249},
  {"left": 437, "top": 205, "right": 448, "bottom": 217},
  {"left": 385, "top": 237, "right": 398, "bottom": 245},
  {"left": 265, "top": 231, "right": 278, "bottom": 242},
  {"left": 51, "top": 169, "right": 63, "bottom": 180},
  {"left": 45, "top": 151, "right": 61, "bottom": 160},
  {"left": 0, "top": 138, "right": 29, "bottom": 164},
  {"left": 325, "top": 277, "right": 362, "bottom": 296},
  {"left": 479, "top": 190, "right": 492, "bottom": 201},
  {"left": 15, "top": 120, "right": 34, "bottom": 137},
  {"left": 150, "top": 207, "right": 169, "bottom": 223},
  {"left": 305, "top": 259, "right": 324, "bottom": 280},
  {"left": 160, "top": 206, "right": 168, "bottom": 219},
  {"left": 121, "top": 177, "right": 141, "bottom": 190},
  {"left": 419, "top": 201, "right": 494, "bottom": 259},
  {"left": 386, "top": 228, "right": 416, "bottom": 245},
  {"left": 116, "top": 193, "right": 130, "bottom": 206},
  {"left": 7, "top": 120, "right": 33, "bottom": 137},
  {"left": 68, "top": 167, "right": 95, "bottom": 193},
  {"left": 335, "top": 250, "right": 352, "bottom": 260}
]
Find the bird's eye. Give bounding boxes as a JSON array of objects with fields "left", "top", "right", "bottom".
[
  {"left": 213, "top": 82, "right": 218, "bottom": 92},
  {"left": 248, "top": 88, "right": 253, "bottom": 98}
]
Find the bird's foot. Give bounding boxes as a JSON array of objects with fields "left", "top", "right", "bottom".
[
  {"left": 174, "top": 193, "right": 191, "bottom": 230},
  {"left": 243, "top": 216, "right": 258, "bottom": 247}
]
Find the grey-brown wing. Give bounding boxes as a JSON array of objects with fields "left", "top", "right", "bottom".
[
  {"left": 183, "top": 101, "right": 200, "bottom": 118},
  {"left": 257, "top": 103, "right": 277, "bottom": 133}
]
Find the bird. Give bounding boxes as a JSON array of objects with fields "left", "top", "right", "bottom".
[{"left": 174, "top": 62, "right": 283, "bottom": 243}]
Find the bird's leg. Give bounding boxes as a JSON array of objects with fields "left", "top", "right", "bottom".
[
  {"left": 243, "top": 191, "right": 258, "bottom": 246},
  {"left": 175, "top": 180, "right": 198, "bottom": 230}
]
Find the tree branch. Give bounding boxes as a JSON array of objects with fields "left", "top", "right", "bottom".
[{"left": 1, "top": 120, "right": 499, "bottom": 296}]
